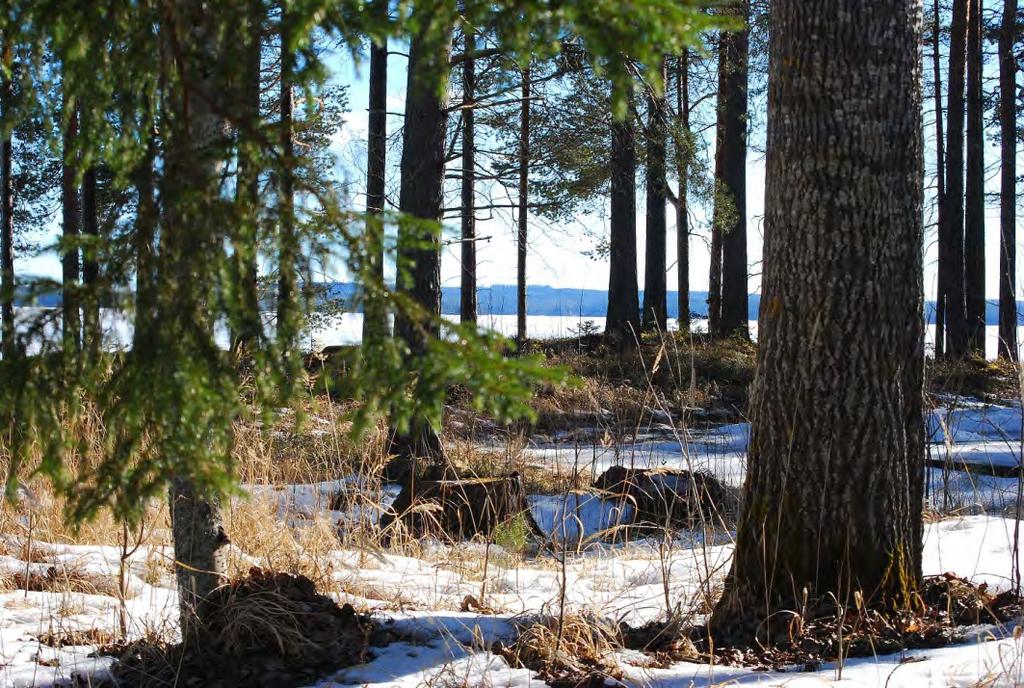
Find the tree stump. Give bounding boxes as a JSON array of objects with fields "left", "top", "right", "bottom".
[
  {"left": 593, "top": 466, "right": 739, "bottom": 529},
  {"left": 380, "top": 471, "right": 543, "bottom": 541}
]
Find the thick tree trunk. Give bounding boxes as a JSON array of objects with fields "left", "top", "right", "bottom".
[
  {"left": 642, "top": 60, "right": 668, "bottom": 333},
  {"left": 932, "top": 0, "right": 947, "bottom": 359},
  {"left": 964, "top": 0, "right": 986, "bottom": 355},
  {"left": 164, "top": 3, "right": 231, "bottom": 629},
  {"left": 942, "top": 0, "right": 969, "bottom": 359},
  {"left": 169, "top": 476, "right": 227, "bottom": 635},
  {"left": 517, "top": 67, "right": 529, "bottom": 345},
  {"left": 363, "top": 38, "right": 389, "bottom": 342},
  {"left": 1, "top": 44, "right": 14, "bottom": 361},
  {"left": 391, "top": 17, "right": 453, "bottom": 463},
  {"left": 459, "top": 29, "right": 476, "bottom": 326},
  {"left": 711, "top": 0, "right": 925, "bottom": 640},
  {"left": 81, "top": 166, "right": 99, "bottom": 360},
  {"left": 605, "top": 88, "right": 639, "bottom": 343},
  {"left": 61, "top": 97, "right": 80, "bottom": 355},
  {"left": 232, "top": 9, "right": 262, "bottom": 354},
  {"left": 998, "top": 0, "right": 1019, "bottom": 359},
  {"left": 676, "top": 51, "right": 690, "bottom": 334},
  {"left": 713, "top": 3, "right": 749, "bottom": 340}
]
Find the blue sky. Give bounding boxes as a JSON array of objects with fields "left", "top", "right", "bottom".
[{"left": 18, "top": 36, "right": 1021, "bottom": 303}]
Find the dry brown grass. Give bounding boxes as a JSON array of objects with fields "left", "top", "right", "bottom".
[
  {"left": 499, "top": 613, "right": 624, "bottom": 681},
  {"left": 6, "top": 564, "right": 125, "bottom": 598}
]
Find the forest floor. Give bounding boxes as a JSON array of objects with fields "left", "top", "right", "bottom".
[{"left": 3, "top": 335, "right": 1024, "bottom": 687}]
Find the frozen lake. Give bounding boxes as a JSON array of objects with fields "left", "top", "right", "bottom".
[{"left": 12, "top": 307, "right": 1024, "bottom": 360}]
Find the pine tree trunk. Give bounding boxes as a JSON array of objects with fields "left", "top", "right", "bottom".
[
  {"left": 164, "top": 3, "right": 231, "bottom": 630},
  {"left": 1, "top": 43, "right": 14, "bottom": 361},
  {"left": 676, "top": 51, "right": 690, "bottom": 333},
  {"left": 605, "top": 88, "right": 639, "bottom": 343},
  {"left": 392, "top": 16, "right": 453, "bottom": 463},
  {"left": 61, "top": 95, "right": 80, "bottom": 355},
  {"left": 517, "top": 66, "right": 529, "bottom": 345},
  {"left": 232, "top": 8, "right": 262, "bottom": 353},
  {"left": 169, "top": 475, "right": 227, "bottom": 634},
  {"left": 277, "top": 10, "right": 297, "bottom": 359},
  {"left": 932, "top": 0, "right": 947, "bottom": 358},
  {"left": 708, "top": 217, "right": 722, "bottom": 334},
  {"left": 363, "top": 38, "right": 389, "bottom": 342},
  {"left": 943, "top": 0, "right": 969, "bottom": 359},
  {"left": 998, "top": 0, "right": 1018, "bottom": 359},
  {"left": 964, "top": 0, "right": 986, "bottom": 355},
  {"left": 711, "top": 0, "right": 925, "bottom": 640},
  {"left": 459, "top": 28, "right": 477, "bottom": 326},
  {"left": 642, "top": 60, "right": 668, "bottom": 333},
  {"left": 714, "top": 3, "right": 749, "bottom": 340},
  {"left": 81, "top": 165, "right": 99, "bottom": 360},
  {"left": 133, "top": 140, "right": 157, "bottom": 339}
]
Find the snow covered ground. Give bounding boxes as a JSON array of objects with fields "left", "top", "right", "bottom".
[
  {"left": 4, "top": 402, "right": 1024, "bottom": 687},
  {"left": 3, "top": 515, "right": 1024, "bottom": 687}
]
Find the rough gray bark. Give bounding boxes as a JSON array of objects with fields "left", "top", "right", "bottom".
[
  {"left": 605, "top": 88, "right": 639, "bottom": 343},
  {"left": 942, "top": 0, "right": 969, "bottom": 359},
  {"left": 964, "top": 0, "right": 986, "bottom": 355},
  {"left": 1, "top": 43, "right": 14, "bottom": 360},
  {"left": 675, "top": 51, "right": 690, "bottom": 333},
  {"left": 713, "top": 3, "right": 749, "bottom": 340},
  {"left": 517, "top": 66, "right": 529, "bottom": 345},
  {"left": 165, "top": 3, "right": 231, "bottom": 629},
  {"left": 711, "top": 0, "right": 925, "bottom": 638},
  {"left": 391, "top": 15, "right": 453, "bottom": 463},
  {"left": 642, "top": 60, "right": 668, "bottom": 333},
  {"left": 932, "top": 0, "right": 947, "bottom": 359},
  {"left": 998, "top": 0, "right": 1018, "bottom": 359},
  {"left": 459, "top": 28, "right": 476, "bottom": 325},
  {"left": 61, "top": 96, "right": 80, "bottom": 354},
  {"left": 169, "top": 476, "right": 227, "bottom": 634}
]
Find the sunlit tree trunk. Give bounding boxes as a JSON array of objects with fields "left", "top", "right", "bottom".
[
  {"left": 942, "top": 0, "right": 969, "bottom": 359},
  {"left": 364, "top": 37, "right": 389, "bottom": 342},
  {"left": 459, "top": 27, "right": 476, "bottom": 326},
  {"left": 164, "top": 2, "right": 232, "bottom": 631},
  {"left": 81, "top": 165, "right": 99, "bottom": 360},
  {"left": 676, "top": 51, "right": 690, "bottom": 333},
  {"left": 232, "top": 6, "right": 262, "bottom": 354},
  {"left": 277, "top": 7, "right": 297, "bottom": 363},
  {"left": 711, "top": 0, "right": 924, "bottom": 639},
  {"left": 964, "top": 0, "right": 986, "bottom": 355},
  {"left": 714, "top": 1, "right": 749, "bottom": 340},
  {"left": 61, "top": 92, "right": 81, "bottom": 355},
  {"left": 643, "top": 59, "right": 668, "bottom": 333},
  {"left": 932, "top": 0, "right": 947, "bottom": 359},
  {"left": 1, "top": 42, "right": 14, "bottom": 360},
  {"left": 392, "top": 11, "right": 454, "bottom": 463},
  {"left": 517, "top": 66, "right": 530, "bottom": 345},
  {"left": 998, "top": 0, "right": 1018, "bottom": 359},
  {"left": 605, "top": 87, "right": 639, "bottom": 343}
]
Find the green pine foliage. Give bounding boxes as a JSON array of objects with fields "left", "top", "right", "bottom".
[{"left": 0, "top": 0, "right": 720, "bottom": 525}]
